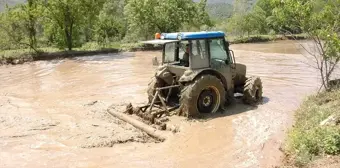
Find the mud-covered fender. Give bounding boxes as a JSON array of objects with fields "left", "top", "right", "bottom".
[
  {"left": 154, "top": 65, "right": 173, "bottom": 85},
  {"left": 179, "top": 69, "right": 227, "bottom": 87},
  {"left": 234, "top": 63, "right": 247, "bottom": 86}
]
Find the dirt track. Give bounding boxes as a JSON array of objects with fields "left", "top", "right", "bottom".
[{"left": 0, "top": 40, "right": 321, "bottom": 168}]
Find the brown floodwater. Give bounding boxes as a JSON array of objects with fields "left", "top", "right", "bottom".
[{"left": 0, "top": 40, "right": 329, "bottom": 168}]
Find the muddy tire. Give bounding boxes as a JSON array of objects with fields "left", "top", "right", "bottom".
[
  {"left": 147, "top": 77, "right": 165, "bottom": 103},
  {"left": 179, "top": 75, "right": 225, "bottom": 118},
  {"left": 242, "top": 76, "right": 263, "bottom": 105}
]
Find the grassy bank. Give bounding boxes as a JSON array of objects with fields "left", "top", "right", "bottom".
[
  {"left": 228, "top": 34, "right": 308, "bottom": 44},
  {"left": 0, "top": 42, "right": 161, "bottom": 65},
  {"left": 284, "top": 88, "right": 340, "bottom": 167}
]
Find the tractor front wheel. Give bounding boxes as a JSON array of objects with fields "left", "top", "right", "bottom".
[
  {"left": 242, "top": 76, "right": 263, "bottom": 105},
  {"left": 147, "top": 77, "right": 165, "bottom": 103},
  {"left": 179, "top": 75, "right": 225, "bottom": 117}
]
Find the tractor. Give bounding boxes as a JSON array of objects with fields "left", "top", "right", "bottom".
[
  {"left": 113, "top": 31, "right": 263, "bottom": 130},
  {"left": 138, "top": 31, "right": 263, "bottom": 118}
]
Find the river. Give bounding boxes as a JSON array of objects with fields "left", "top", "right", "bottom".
[{"left": 0, "top": 40, "right": 322, "bottom": 168}]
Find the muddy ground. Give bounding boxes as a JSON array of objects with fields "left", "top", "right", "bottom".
[{"left": 0, "top": 40, "right": 325, "bottom": 168}]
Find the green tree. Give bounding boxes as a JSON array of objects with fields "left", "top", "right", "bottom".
[
  {"left": 40, "top": 0, "right": 97, "bottom": 50},
  {"left": 227, "top": 0, "right": 255, "bottom": 36},
  {"left": 81, "top": 0, "right": 106, "bottom": 42},
  {"left": 248, "top": 4, "right": 269, "bottom": 34},
  {"left": 94, "top": 0, "right": 126, "bottom": 44},
  {"left": 0, "top": 1, "right": 39, "bottom": 52},
  {"left": 124, "top": 0, "right": 211, "bottom": 40},
  {"left": 273, "top": 0, "right": 340, "bottom": 90}
]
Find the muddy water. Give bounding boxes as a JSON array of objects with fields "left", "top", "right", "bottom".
[{"left": 0, "top": 40, "right": 322, "bottom": 168}]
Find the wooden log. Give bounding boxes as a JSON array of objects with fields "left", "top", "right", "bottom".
[{"left": 107, "top": 107, "right": 167, "bottom": 141}]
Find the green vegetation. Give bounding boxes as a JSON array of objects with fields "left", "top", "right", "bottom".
[
  {"left": 0, "top": 0, "right": 213, "bottom": 64},
  {"left": 206, "top": 3, "right": 233, "bottom": 20},
  {"left": 275, "top": 0, "right": 340, "bottom": 166},
  {"left": 1, "top": 1, "right": 340, "bottom": 167},
  {"left": 285, "top": 88, "right": 340, "bottom": 167}
]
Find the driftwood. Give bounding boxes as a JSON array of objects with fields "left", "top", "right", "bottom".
[
  {"left": 107, "top": 107, "right": 167, "bottom": 141},
  {"left": 320, "top": 115, "right": 340, "bottom": 126}
]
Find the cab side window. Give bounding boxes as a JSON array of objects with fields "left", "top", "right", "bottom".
[{"left": 191, "top": 40, "right": 209, "bottom": 69}]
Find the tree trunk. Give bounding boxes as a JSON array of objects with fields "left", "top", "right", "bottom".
[
  {"left": 66, "top": 31, "right": 72, "bottom": 51},
  {"left": 27, "top": 0, "right": 37, "bottom": 51},
  {"left": 107, "top": 107, "right": 167, "bottom": 141},
  {"left": 64, "top": 5, "right": 73, "bottom": 51}
]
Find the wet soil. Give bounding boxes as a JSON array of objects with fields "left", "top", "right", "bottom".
[{"left": 0, "top": 40, "right": 325, "bottom": 168}]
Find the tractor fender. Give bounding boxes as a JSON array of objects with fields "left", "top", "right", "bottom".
[
  {"left": 179, "top": 69, "right": 227, "bottom": 87},
  {"left": 154, "top": 65, "right": 173, "bottom": 85}
]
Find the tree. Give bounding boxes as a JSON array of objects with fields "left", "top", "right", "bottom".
[
  {"left": 94, "top": 0, "right": 126, "bottom": 44},
  {"left": 0, "top": 1, "right": 39, "bottom": 52},
  {"left": 273, "top": 0, "right": 340, "bottom": 90},
  {"left": 124, "top": 0, "right": 211, "bottom": 40},
  {"left": 248, "top": 5, "right": 269, "bottom": 34},
  {"left": 40, "top": 0, "right": 95, "bottom": 50},
  {"left": 227, "top": 0, "right": 255, "bottom": 37},
  {"left": 81, "top": 0, "right": 106, "bottom": 42},
  {"left": 27, "top": 0, "right": 38, "bottom": 50}
]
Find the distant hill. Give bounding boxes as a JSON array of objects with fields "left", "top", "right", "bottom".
[{"left": 0, "top": 0, "right": 25, "bottom": 12}]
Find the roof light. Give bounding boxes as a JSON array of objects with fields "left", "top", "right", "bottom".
[{"left": 155, "top": 33, "right": 161, "bottom": 39}]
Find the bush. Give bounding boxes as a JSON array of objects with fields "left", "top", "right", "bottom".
[
  {"left": 285, "top": 89, "right": 340, "bottom": 167},
  {"left": 79, "top": 42, "right": 103, "bottom": 51}
]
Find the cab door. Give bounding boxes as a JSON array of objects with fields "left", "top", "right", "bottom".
[{"left": 208, "top": 38, "right": 234, "bottom": 91}]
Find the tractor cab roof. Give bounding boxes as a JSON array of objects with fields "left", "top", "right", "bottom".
[
  {"left": 162, "top": 31, "right": 225, "bottom": 40},
  {"left": 141, "top": 31, "right": 226, "bottom": 44}
]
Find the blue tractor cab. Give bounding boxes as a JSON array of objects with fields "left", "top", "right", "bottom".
[{"left": 143, "top": 31, "right": 234, "bottom": 69}]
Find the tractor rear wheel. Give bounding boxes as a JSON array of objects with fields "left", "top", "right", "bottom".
[
  {"left": 179, "top": 75, "right": 225, "bottom": 117},
  {"left": 147, "top": 77, "right": 165, "bottom": 103},
  {"left": 242, "top": 76, "right": 263, "bottom": 105}
]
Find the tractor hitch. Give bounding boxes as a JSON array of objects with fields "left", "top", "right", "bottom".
[{"left": 124, "top": 84, "right": 181, "bottom": 130}]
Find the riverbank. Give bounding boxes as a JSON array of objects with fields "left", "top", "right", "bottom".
[
  {"left": 0, "top": 34, "right": 307, "bottom": 66},
  {"left": 283, "top": 88, "right": 340, "bottom": 167},
  {"left": 228, "top": 34, "right": 308, "bottom": 44},
  {"left": 0, "top": 43, "right": 162, "bottom": 65}
]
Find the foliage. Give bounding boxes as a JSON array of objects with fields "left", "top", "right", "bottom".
[
  {"left": 124, "top": 0, "right": 212, "bottom": 41},
  {"left": 285, "top": 89, "right": 340, "bottom": 166},
  {"left": 94, "top": 0, "right": 126, "bottom": 44},
  {"left": 272, "top": 0, "right": 340, "bottom": 90},
  {"left": 0, "top": 1, "right": 39, "bottom": 51},
  {"left": 38, "top": 0, "right": 106, "bottom": 50},
  {"left": 226, "top": 0, "right": 267, "bottom": 37}
]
